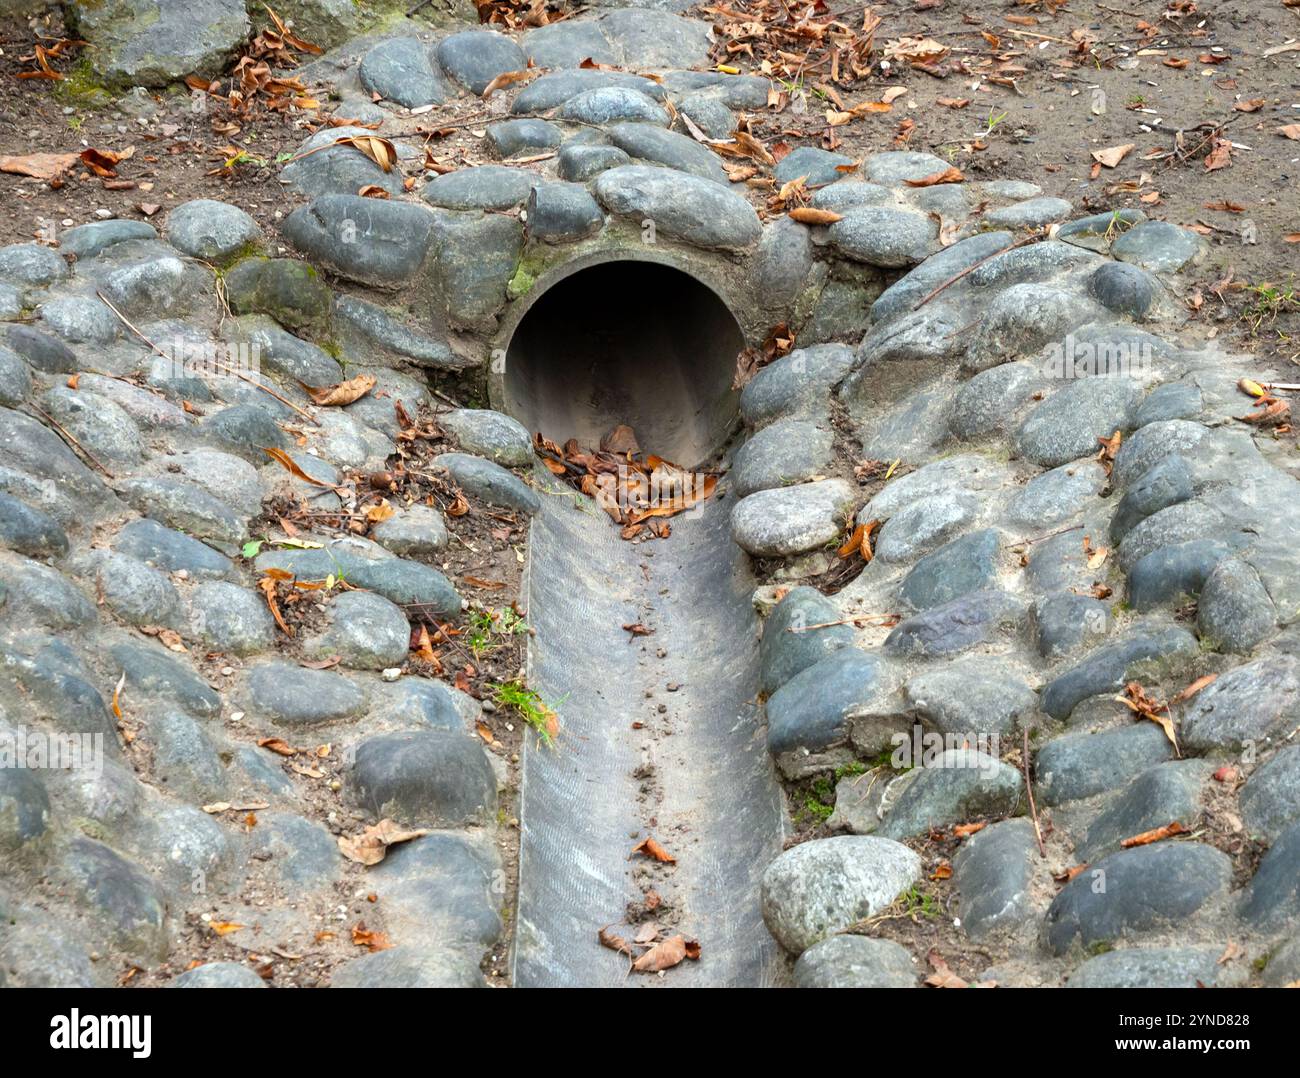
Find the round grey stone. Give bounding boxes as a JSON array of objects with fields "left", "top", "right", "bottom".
[
  {"left": 862, "top": 151, "right": 951, "bottom": 185},
  {"left": 39, "top": 295, "right": 120, "bottom": 344},
  {"left": 111, "top": 641, "right": 221, "bottom": 716},
  {"left": 872, "top": 490, "right": 977, "bottom": 563},
  {"left": 793, "top": 935, "right": 917, "bottom": 988},
  {"left": 307, "top": 590, "right": 410, "bottom": 670},
  {"left": 249, "top": 811, "right": 341, "bottom": 890},
  {"left": 1043, "top": 842, "right": 1231, "bottom": 955},
  {"left": 0, "top": 766, "right": 49, "bottom": 853},
  {"left": 4, "top": 324, "right": 75, "bottom": 374},
  {"left": 0, "top": 345, "right": 33, "bottom": 406},
  {"left": 371, "top": 504, "right": 450, "bottom": 558},
  {"left": 119, "top": 476, "right": 246, "bottom": 546},
  {"left": 358, "top": 36, "right": 450, "bottom": 108},
  {"left": 605, "top": 123, "right": 727, "bottom": 184},
  {"left": 64, "top": 0, "right": 248, "bottom": 86},
  {"left": 1240, "top": 820, "right": 1300, "bottom": 930},
  {"left": 675, "top": 92, "right": 735, "bottom": 139},
  {"left": 1197, "top": 558, "right": 1276, "bottom": 653},
  {"left": 559, "top": 86, "right": 668, "bottom": 125},
  {"left": 1181, "top": 656, "right": 1300, "bottom": 753},
  {"left": 774, "top": 146, "right": 854, "bottom": 187},
  {"left": 1112, "top": 219, "right": 1205, "bottom": 273},
  {"left": 151, "top": 710, "right": 225, "bottom": 802},
  {"left": 766, "top": 648, "right": 883, "bottom": 758},
  {"left": 201, "top": 403, "right": 290, "bottom": 463},
  {"left": 0, "top": 492, "right": 67, "bottom": 557},
  {"left": 331, "top": 946, "right": 485, "bottom": 988},
  {"left": 827, "top": 207, "right": 935, "bottom": 268},
  {"left": 1039, "top": 625, "right": 1197, "bottom": 720},
  {"left": 435, "top": 30, "right": 526, "bottom": 95},
  {"left": 166, "top": 199, "right": 262, "bottom": 262},
  {"left": 731, "top": 418, "right": 833, "bottom": 498},
  {"left": 1133, "top": 382, "right": 1202, "bottom": 427},
  {"left": 1030, "top": 591, "right": 1109, "bottom": 658},
  {"left": 1007, "top": 460, "right": 1107, "bottom": 528},
  {"left": 983, "top": 196, "right": 1073, "bottom": 229},
  {"left": 95, "top": 551, "right": 185, "bottom": 628},
  {"left": 730, "top": 479, "right": 854, "bottom": 558},
  {"left": 759, "top": 585, "right": 852, "bottom": 696},
  {"left": 1, "top": 557, "right": 96, "bottom": 629},
  {"left": 1077, "top": 760, "right": 1209, "bottom": 861},
  {"left": 1089, "top": 260, "right": 1157, "bottom": 318},
  {"left": 248, "top": 662, "right": 366, "bottom": 727},
  {"left": 1068, "top": 947, "right": 1228, "bottom": 988},
  {"left": 898, "top": 528, "right": 1001, "bottom": 612},
  {"left": 557, "top": 142, "right": 632, "bottom": 183},
  {"left": 1109, "top": 453, "right": 1193, "bottom": 543},
  {"left": 740, "top": 343, "right": 854, "bottom": 428},
  {"left": 877, "top": 749, "right": 1024, "bottom": 841},
  {"left": 526, "top": 181, "right": 605, "bottom": 243},
  {"left": 439, "top": 408, "right": 533, "bottom": 467},
  {"left": 1036, "top": 723, "right": 1176, "bottom": 806},
  {"left": 114, "top": 518, "right": 234, "bottom": 580},
  {"left": 1015, "top": 376, "right": 1140, "bottom": 469},
  {"left": 60, "top": 219, "right": 156, "bottom": 259},
  {"left": 350, "top": 729, "right": 497, "bottom": 827},
  {"left": 57, "top": 837, "right": 168, "bottom": 958},
  {"left": 1241, "top": 745, "right": 1300, "bottom": 843},
  {"left": 171, "top": 962, "right": 267, "bottom": 988},
  {"left": 40, "top": 385, "right": 144, "bottom": 465},
  {"left": 967, "top": 240, "right": 1101, "bottom": 289},
  {"left": 422, "top": 165, "right": 536, "bottom": 211},
  {"left": 486, "top": 118, "right": 562, "bottom": 159},
  {"left": 761, "top": 835, "right": 922, "bottom": 954},
  {"left": 592, "top": 165, "right": 761, "bottom": 250},
  {"left": 189, "top": 581, "right": 276, "bottom": 655},
  {"left": 810, "top": 179, "right": 894, "bottom": 213},
  {"left": 904, "top": 658, "right": 1037, "bottom": 738},
  {"left": 435, "top": 451, "right": 540, "bottom": 515},
  {"left": 965, "top": 284, "right": 1100, "bottom": 372},
  {"left": 952, "top": 818, "right": 1037, "bottom": 940},
  {"left": 282, "top": 195, "right": 435, "bottom": 285},
  {"left": 0, "top": 242, "right": 68, "bottom": 286}
]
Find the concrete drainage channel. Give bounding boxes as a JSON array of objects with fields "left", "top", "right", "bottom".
[
  {"left": 5, "top": 5, "right": 1300, "bottom": 994},
  {"left": 496, "top": 253, "right": 789, "bottom": 987}
]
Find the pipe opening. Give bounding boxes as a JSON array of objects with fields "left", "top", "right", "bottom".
[{"left": 502, "top": 260, "right": 745, "bottom": 466}]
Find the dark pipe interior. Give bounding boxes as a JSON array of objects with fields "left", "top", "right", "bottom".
[{"left": 503, "top": 261, "right": 745, "bottom": 466}]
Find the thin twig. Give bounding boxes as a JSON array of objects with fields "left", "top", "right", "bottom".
[
  {"left": 22, "top": 402, "right": 114, "bottom": 478},
  {"left": 1022, "top": 728, "right": 1047, "bottom": 859},
  {"left": 95, "top": 290, "right": 319, "bottom": 425},
  {"left": 1162, "top": 113, "right": 1244, "bottom": 172},
  {"left": 1016, "top": 523, "right": 1084, "bottom": 548},
  {"left": 911, "top": 231, "right": 1042, "bottom": 312},
  {"left": 789, "top": 615, "right": 899, "bottom": 632}
]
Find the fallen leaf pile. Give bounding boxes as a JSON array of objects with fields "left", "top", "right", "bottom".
[
  {"left": 17, "top": 37, "right": 85, "bottom": 81},
  {"left": 338, "top": 819, "right": 432, "bottom": 866},
  {"left": 924, "top": 949, "right": 995, "bottom": 989},
  {"left": 475, "top": 0, "right": 564, "bottom": 30},
  {"left": 1235, "top": 376, "right": 1292, "bottom": 430},
  {"left": 1119, "top": 681, "right": 1179, "bottom": 753},
  {"left": 701, "top": 1, "right": 880, "bottom": 89},
  {"left": 534, "top": 425, "right": 718, "bottom": 542},
  {"left": 185, "top": 5, "right": 322, "bottom": 117},
  {"left": 0, "top": 146, "right": 139, "bottom": 188},
  {"left": 598, "top": 922, "right": 701, "bottom": 973}
]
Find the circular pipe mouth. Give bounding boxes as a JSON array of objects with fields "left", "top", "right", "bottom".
[{"left": 499, "top": 259, "right": 746, "bottom": 466}]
